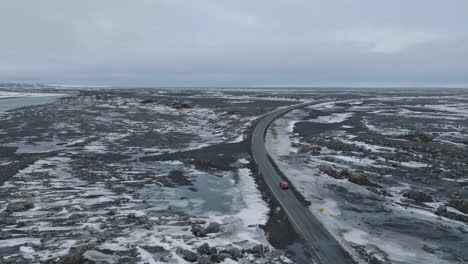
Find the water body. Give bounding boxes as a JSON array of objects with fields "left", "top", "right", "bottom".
[{"left": 0, "top": 95, "right": 64, "bottom": 112}]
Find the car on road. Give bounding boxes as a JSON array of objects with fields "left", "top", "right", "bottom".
[{"left": 279, "top": 181, "right": 289, "bottom": 190}]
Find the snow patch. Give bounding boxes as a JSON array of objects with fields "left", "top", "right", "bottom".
[
  {"left": 236, "top": 168, "right": 269, "bottom": 226},
  {"left": 308, "top": 113, "right": 354, "bottom": 123}
]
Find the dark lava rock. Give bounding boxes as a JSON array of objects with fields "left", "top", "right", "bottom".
[
  {"left": 191, "top": 222, "right": 221, "bottom": 237},
  {"left": 183, "top": 249, "right": 198, "bottom": 262},
  {"left": 57, "top": 242, "right": 95, "bottom": 264},
  {"left": 209, "top": 247, "right": 217, "bottom": 255},
  {"left": 176, "top": 247, "right": 183, "bottom": 255},
  {"left": 353, "top": 244, "right": 391, "bottom": 264},
  {"left": 168, "top": 170, "right": 192, "bottom": 186},
  {"left": 436, "top": 210, "right": 468, "bottom": 224},
  {"left": 348, "top": 173, "right": 368, "bottom": 185},
  {"left": 210, "top": 253, "right": 220, "bottom": 263},
  {"left": 251, "top": 244, "right": 264, "bottom": 257},
  {"left": 400, "top": 132, "right": 433, "bottom": 142},
  {"left": 319, "top": 165, "right": 336, "bottom": 176},
  {"left": 403, "top": 190, "right": 433, "bottom": 202},
  {"left": 348, "top": 173, "right": 379, "bottom": 187},
  {"left": 186, "top": 159, "right": 217, "bottom": 171},
  {"left": 447, "top": 199, "right": 468, "bottom": 214},
  {"left": 140, "top": 245, "right": 165, "bottom": 254},
  {"left": 198, "top": 255, "right": 211, "bottom": 264},
  {"left": 144, "top": 221, "right": 154, "bottom": 230},
  {"left": 106, "top": 210, "right": 116, "bottom": 216},
  {"left": 298, "top": 145, "right": 321, "bottom": 154},
  {"left": 168, "top": 102, "right": 194, "bottom": 109},
  {"left": 140, "top": 98, "right": 157, "bottom": 104},
  {"left": 191, "top": 224, "right": 207, "bottom": 237},
  {"left": 6, "top": 201, "right": 34, "bottom": 213},
  {"left": 159, "top": 170, "right": 193, "bottom": 188},
  {"left": 206, "top": 222, "right": 221, "bottom": 233},
  {"left": 228, "top": 248, "right": 241, "bottom": 259},
  {"left": 319, "top": 166, "right": 354, "bottom": 180},
  {"left": 436, "top": 205, "right": 447, "bottom": 214},
  {"left": 422, "top": 244, "right": 436, "bottom": 254},
  {"left": 338, "top": 169, "right": 351, "bottom": 178},
  {"left": 68, "top": 213, "right": 85, "bottom": 220},
  {"left": 458, "top": 226, "right": 467, "bottom": 233},
  {"left": 0, "top": 216, "right": 16, "bottom": 225},
  {"left": 218, "top": 253, "right": 231, "bottom": 261},
  {"left": 198, "top": 243, "right": 211, "bottom": 255},
  {"left": 0, "top": 231, "right": 12, "bottom": 239},
  {"left": 367, "top": 187, "right": 393, "bottom": 197},
  {"left": 369, "top": 255, "right": 389, "bottom": 264},
  {"left": 127, "top": 213, "right": 137, "bottom": 220}
]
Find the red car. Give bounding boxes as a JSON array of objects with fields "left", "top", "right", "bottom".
[{"left": 279, "top": 181, "right": 289, "bottom": 190}]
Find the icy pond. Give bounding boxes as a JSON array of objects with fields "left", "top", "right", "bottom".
[{"left": 0, "top": 91, "right": 66, "bottom": 112}]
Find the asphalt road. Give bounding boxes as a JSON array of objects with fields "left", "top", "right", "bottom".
[{"left": 251, "top": 101, "right": 354, "bottom": 264}]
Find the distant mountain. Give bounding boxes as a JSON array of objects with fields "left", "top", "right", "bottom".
[{"left": 0, "top": 83, "right": 52, "bottom": 88}]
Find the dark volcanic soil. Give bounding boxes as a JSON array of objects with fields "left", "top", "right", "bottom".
[
  {"left": 0, "top": 88, "right": 312, "bottom": 263},
  {"left": 267, "top": 90, "right": 468, "bottom": 263}
]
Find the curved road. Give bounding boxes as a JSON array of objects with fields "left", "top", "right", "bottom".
[{"left": 251, "top": 101, "right": 354, "bottom": 264}]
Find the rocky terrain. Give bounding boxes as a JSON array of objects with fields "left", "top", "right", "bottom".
[
  {"left": 1, "top": 88, "right": 467, "bottom": 263},
  {"left": 0, "top": 88, "right": 320, "bottom": 264},
  {"left": 266, "top": 90, "right": 468, "bottom": 263}
]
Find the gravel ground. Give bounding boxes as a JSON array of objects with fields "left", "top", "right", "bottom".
[
  {"left": 266, "top": 90, "right": 468, "bottom": 263},
  {"left": 0, "top": 88, "right": 317, "bottom": 264},
  {"left": 2, "top": 88, "right": 466, "bottom": 263}
]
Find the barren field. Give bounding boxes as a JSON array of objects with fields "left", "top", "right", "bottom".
[
  {"left": 1, "top": 88, "right": 467, "bottom": 263},
  {"left": 267, "top": 90, "right": 468, "bottom": 263}
]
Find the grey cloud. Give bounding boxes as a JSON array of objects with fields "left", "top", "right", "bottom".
[{"left": 0, "top": 0, "right": 467, "bottom": 87}]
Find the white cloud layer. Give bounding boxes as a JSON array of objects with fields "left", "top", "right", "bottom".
[
  {"left": 331, "top": 27, "right": 443, "bottom": 53},
  {"left": 0, "top": 0, "right": 467, "bottom": 86}
]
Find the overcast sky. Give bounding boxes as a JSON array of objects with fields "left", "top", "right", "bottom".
[{"left": 1, "top": 0, "right": 467, "bottom": 87}]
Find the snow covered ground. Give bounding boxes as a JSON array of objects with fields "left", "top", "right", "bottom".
[
  {"left": 2, "top": 88, "right": 466, "bottom": 263},
  {"left": 0, "top": 89, "right": 301, "bottom": 263},
  {"left": 266, "top": 95, "right": 468, "bottom": 263}
]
